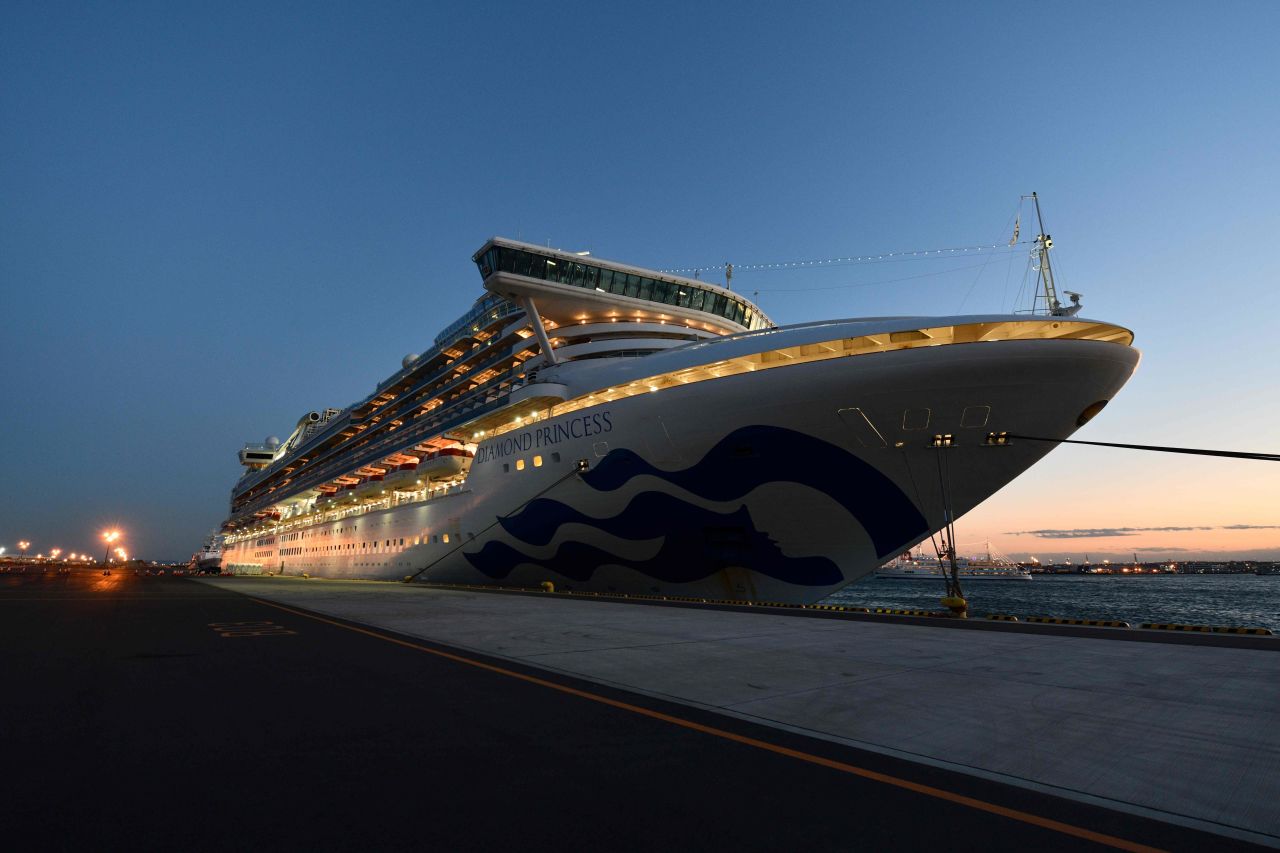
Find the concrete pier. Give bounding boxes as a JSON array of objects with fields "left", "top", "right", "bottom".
[{"left": 202, "top": 577, "right": 1280, "bottom": 846}]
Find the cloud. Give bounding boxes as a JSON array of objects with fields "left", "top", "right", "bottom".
[
  {"left": 1007, "top": 526, "right": 1213, "bottom": 539},
  {"left": 1133, "top": 546, "right": 1190, "bottom": 552},
  {"left": 1221, "top": 524, "right": 1280, "bottom": 530}
]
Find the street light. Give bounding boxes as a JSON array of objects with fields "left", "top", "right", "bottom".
[
  {"left": 18, "top": 540, "right": 30, "bottom": 560},
  {"left": 102, "top": 530, "right": 120, "bottom": 565}
]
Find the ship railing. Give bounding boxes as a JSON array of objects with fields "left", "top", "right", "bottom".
[
  {"left": 433, "top": 295, "right": 520, "bottom": 349},
  {"left": 234, "top": 340, "right": 529, "bottom": 501},
  {"left": 231, "top": 379, "right": 528, "bottom": 519}
]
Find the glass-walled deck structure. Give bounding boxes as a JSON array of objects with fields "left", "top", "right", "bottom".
[{"left": 474, "top": 241, "right": 770, "bottom": 331}]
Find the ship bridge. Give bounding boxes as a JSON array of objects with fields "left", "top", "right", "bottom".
[{"left": 473, "top": 238, "right": 771, "bottom": 367}]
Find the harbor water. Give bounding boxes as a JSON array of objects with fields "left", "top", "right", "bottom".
[{"left": 825, "top": 573, "right": 1280, "bottom": 632}]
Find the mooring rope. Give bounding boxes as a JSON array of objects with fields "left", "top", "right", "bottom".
[
  {"left": 1006, "top": 435, "right": 1280, "bottom": 462},
  {"left": 403, "top": 463, "right": 586, "bottom": 583}
]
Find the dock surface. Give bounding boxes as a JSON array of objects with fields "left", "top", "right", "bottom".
[{"left": 4, "top": 569, "right": 1276, "bottom": 850}]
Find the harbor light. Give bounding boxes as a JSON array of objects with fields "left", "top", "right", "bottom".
[
  {"left": 50, "top": 549, "right": 62, "bottom": 560},
  {"left": 102, "top": 529, "right": 121, "bottom": 564}
]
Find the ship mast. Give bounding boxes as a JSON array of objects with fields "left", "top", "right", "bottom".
[{"left": 1031, "top": 192, "right": 1063, "bottom": 315}]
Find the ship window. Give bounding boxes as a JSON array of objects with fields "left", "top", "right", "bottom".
[
  {"left": 516, "top": 458, "right": 525, "bottom": 471},
  {"left": 593, "top": 441, "right": 609, "bottom": 457},
  {"left": 597, "top": 269, "right": 614, "bottom": 291},
  {"left": 689, "top": 289, "right": 706, "bottom": 311},
  {"left": 624, "top": 274, "right": 641, "bottom": 298},
  {"left": 651, "top": 281, "right": 670, "bottom": 303},
  {"left": 533, "top": 455, "right": 543, "bottom": 467},
  {"left": 502, "top": 463, "right": 509, "bottom": 473},
  {"left": 551, "top": 452, "right": 561, "bottom": 463},
  {"left": 442, "top": 534, "right": 449, "bottom": 543}
]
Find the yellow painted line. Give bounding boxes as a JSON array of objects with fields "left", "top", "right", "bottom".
[{"left": 248, "top": 595, "right": 1164, "bottom": 853}]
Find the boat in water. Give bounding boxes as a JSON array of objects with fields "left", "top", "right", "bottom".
[
  {"left": 213, "top": 211, "right": 1138, "bottom": 603},
  {"left": 188, "top": 534, "right": 223, "bottom": 574}
]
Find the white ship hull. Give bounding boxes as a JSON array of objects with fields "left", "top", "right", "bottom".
[{"left": 222, "top": 327, "right": 1137, "bottom": 603}]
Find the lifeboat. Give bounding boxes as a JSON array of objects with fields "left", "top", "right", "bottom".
[
  {"left": 383, "top": 462, "right": 422, "bottom": 492},
  {"left": 419, "top": 447, "right": 474, "bottom": 481},
  {"left": 315, "top": 492, "right": 337, "bottom": 509},
  {"left": 354, "top": 475, "right": 387, "bottom": 501}
]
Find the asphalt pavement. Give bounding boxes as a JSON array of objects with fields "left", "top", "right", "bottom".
[{"left": 0, "top": 568, "right": 1263, "bottom": 852}]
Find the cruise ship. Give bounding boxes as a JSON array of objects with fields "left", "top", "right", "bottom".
[{"left": 216, "top": 231, "right": 1139, "bottom": 604}]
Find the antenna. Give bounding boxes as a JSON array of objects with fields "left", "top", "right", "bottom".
[{"left": 1030, "top": 192, "right": 1062, "bottom": 315}]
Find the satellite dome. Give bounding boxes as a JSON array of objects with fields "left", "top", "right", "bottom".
[
  {"left": 402, "top": 353, "right": 421, "bottom": 369},
  {"left": 265, "top": 436, "right": 281, "bottom": 448}
]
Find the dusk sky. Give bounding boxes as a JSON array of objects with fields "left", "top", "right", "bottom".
[{"left": 2, "top": 1, "right": 1277, "bottom": 561}]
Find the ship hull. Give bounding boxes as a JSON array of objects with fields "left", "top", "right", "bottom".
[{"left": 221, "top": 335, "right": 1138, "bottom": 603}]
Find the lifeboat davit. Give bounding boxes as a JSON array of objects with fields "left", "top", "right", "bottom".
[{"left": 383, "top": 462, "right": 422, "bottom": 492}]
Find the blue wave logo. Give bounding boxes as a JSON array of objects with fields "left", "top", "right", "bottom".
[{"left": 464, "top": 424, "right": 927, "bottom": 587}]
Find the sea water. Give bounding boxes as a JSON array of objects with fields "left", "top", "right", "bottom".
[{"left": 824, "top": 573, "right": 1280, "bottom": 632}]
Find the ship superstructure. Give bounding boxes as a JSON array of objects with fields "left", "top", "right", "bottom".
[{"left": 218, "top": 234, "right": 1139, "bottom": 603}]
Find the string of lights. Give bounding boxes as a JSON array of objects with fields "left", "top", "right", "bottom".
[
  {"left": 749, "top": 258, "right": 1013, "bottom": 293},
  {"left": 661, "top": 241, "right": 1032, "bottom": 275}
]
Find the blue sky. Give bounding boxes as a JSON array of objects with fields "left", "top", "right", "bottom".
[{"left": 3, "top": 1, "right": 1278, "bottom": 560}]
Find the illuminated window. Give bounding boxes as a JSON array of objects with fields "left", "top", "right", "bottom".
[
  {"left": 533, "top": 455, "right": 543, "bottom": 467},
  {"left": 442, "top": 534, "right": 449, "bottom": 543},
  {"left": 516, "top": 459, "right": 525, "bottom": 471}
]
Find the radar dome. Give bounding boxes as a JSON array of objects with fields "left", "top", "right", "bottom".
[
  {"left": 402, "top": 353, "right": 421, "bottom": 369},
  {"left": 265, "top": 436, "right": 281, "bottom": 448}
]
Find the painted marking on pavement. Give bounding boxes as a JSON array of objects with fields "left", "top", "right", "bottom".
[{"left": 209, "top": 620, "right": 296, "bottom": 637}]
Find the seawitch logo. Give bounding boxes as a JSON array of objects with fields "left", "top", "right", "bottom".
[{"left": 475, "top": 411, "right": 612, "bottom": 464}]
